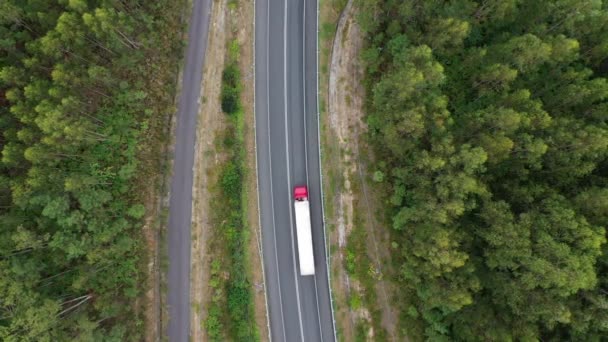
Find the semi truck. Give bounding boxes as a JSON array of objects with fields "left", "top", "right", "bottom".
[{"left": 294, "top": 185, "right": 315, "bottom": 276}]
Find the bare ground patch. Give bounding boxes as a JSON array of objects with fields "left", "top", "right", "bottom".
[
  {"left": 190, "top": 0, "right": 228, "bottom": 340},
  {"left": 322, "top": 0, "right": 400, "bottom": 340}
]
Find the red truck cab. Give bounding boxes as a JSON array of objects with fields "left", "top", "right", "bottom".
[{"left": 294, "top": 185, "right": 308, "bottom": 201}]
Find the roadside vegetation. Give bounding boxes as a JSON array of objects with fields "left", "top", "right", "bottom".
[
  {"left": 204, "top": 39, "right": 259, "bottom": 341},
  {"left": 358, "top": 0, "right": 608, "bottom": 340},
  {"left": 344, "top": 188, "right": 389, "bottom": 341},
  {"left": 319, "top": 0, "right": 396, "bottom": 340},
  {"left": 0, "top": 0, "right": 184, "bottom": 340}
]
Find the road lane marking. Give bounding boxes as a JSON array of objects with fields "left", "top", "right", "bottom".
[
  {"left": 314, "top": 0, "right": 338, "bottom": 337},
  {"left": 284, "top": 0, "right": 306, "bottom": 340},
  {"left": 252, "top": 0, "right": 273, "bottom": 339},
  {"left": 265, "top": 0, "right": 288, "bottom": 339},
  {"left": 313, "top": 276, "right": 324, "bottom": 340},
  {"left": 302, "top": 0, "right": 309, "bottom": 183},
  {"left": 302, "top": 0, "right": 325, "bottom": 340}
]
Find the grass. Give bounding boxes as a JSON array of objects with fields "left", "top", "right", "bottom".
[
  {"left": 203, "top": 39, "right": 259, "bottom": 342},
  {"left": 345, "top": 181, "right": 387, "bottom": 340},
  {"left": 355, "top": 321, "right": 371, "bottom": 342},
  {"left": 360, "top": 132, "right": 429, "bottom": 340}
]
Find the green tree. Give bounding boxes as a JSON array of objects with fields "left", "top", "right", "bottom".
[{"left": 359, "top": 0, "right": 608, "bottom": 339}]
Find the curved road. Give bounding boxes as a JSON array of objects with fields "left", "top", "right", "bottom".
[
  {"left": 166, "top": 0, "right": 212, "bottom": 340},
  {"left": 255, "top": 0, "right": 336, "bottom": 340}
]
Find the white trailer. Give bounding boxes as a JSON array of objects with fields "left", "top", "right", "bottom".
[{"left": 294, "top": 186, "right": 315, "bottom": 276}]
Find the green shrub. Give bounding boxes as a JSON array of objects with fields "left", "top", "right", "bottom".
[
  {"left": 205, "top": 40, "right": 258, "bottom": 341},
  {"left": 221, "top": 62, "right": 242, "bottom": 114},
  {"left": 221, "top": 161, "right": 241, "bottom": 195}
]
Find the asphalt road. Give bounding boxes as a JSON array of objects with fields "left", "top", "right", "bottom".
[
  {"left": 166, "top": 0, "right": 211, "bottom": 340},
  {"left": 255, "top": 0, "right": 336, "bottom": 340}
]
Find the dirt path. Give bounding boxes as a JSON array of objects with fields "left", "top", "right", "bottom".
[
  {"left": 190, "top": 0, "right": 228, "bottom": 340},
  {"left": 326, "top": 1, "right": 360, "bottom": 339},
  {"left": 326, "top": 0, "right": 399, "bottom": 340},
  {"left": 141, "top": 130, "right": 172, "bottom": 342},
  {"left": 141, "top": 184, "right": 166, "bottom": 342}
]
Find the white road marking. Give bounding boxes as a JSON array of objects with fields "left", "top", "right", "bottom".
[
  {"left": 252, "top": 0, "right": 273, "bottom": 339},
  {"left": 302, "top": 0, "right": 325, "bottom": 340},
  {"left": 315, "top": 0, "right": 338, "bottom": 338},
  {"left": 265, "top": 0, "right": 288, "bottom": 339},
  {"left": 283, "top": 0, "right": 306, "bottom": 340},
  {"left": 302, "top": 0, "right": 309, "bottom": 185}
]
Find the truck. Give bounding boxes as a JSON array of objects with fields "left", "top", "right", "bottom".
[{"left": 294, "top": 185, "right": 315, "bottom": 276}]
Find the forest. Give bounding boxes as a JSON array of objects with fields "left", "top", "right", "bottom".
[
  {"left": 358, "top": 0, "right": 608, "bottom": 340},
  {"left": 0, "top": 0, "right": 183, "bottom": 340}
]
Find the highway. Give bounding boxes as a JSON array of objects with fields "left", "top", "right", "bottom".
[
  {"left": 166, "top": 0, "right": 211, "bottom": 340},
  {"left": 255, "top": 0, "right": 336, "bottom": 340}
]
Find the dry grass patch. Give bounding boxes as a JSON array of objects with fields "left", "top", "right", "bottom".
[{"left": 190, "top": 0, "right": 228, "bottom": 340}]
